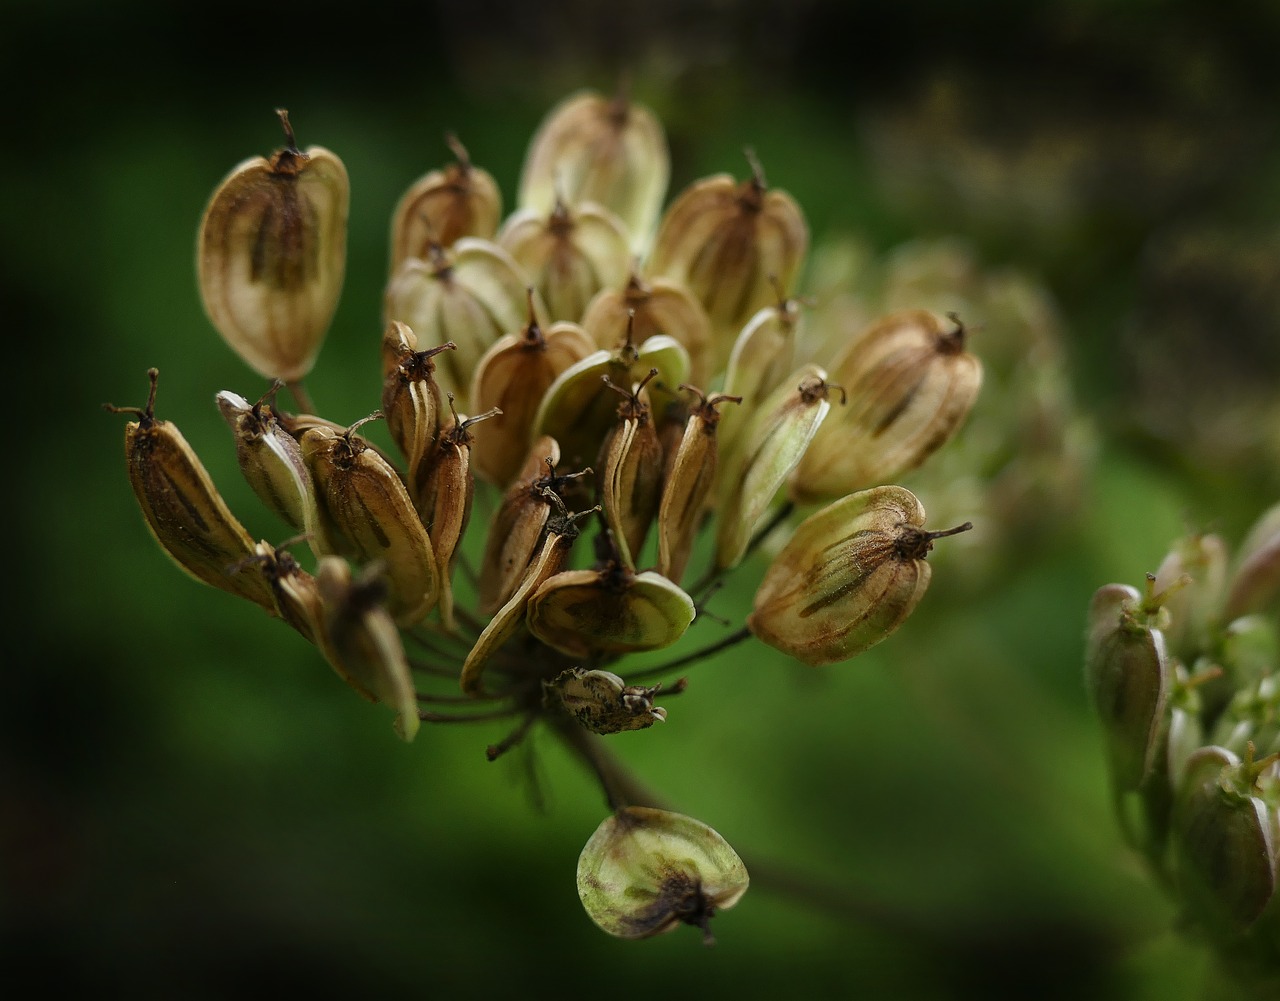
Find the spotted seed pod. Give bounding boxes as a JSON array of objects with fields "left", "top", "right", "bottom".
[
  {"left": 107, "top": 369, "right": 276, "bottom": 614},
  {"left": 517, "top": 88, "right": 670, "bottom": 253},
  {"left": 793, "top": 309, "right": 982, "bottom": 503},
  {"left": 383, "top": 238, "right": 538, "bottom": 410},
  {"left": 646, "top": 153, "right": 808, "bottom": 362},
  {"left": 300, "top": 417, "right": 438, "bottom": 627},
  {"left": 544, "top": 668, "right": 667, "bottom": 734},
  {"left": 577, "top": 807, "right": 749, "bottom": 944},
  {"left": 197, "top": 110, "right": 348, "bottom": 383},
  {"left": 748, "top": 485, "right": 971, "bottom": 665},
  {"left": 389, "top": 133, "right": 502, "bottom": 269},
  {"left": 599, "top": 370, "right": 664, "bottom": 570},
  {"left": 716, "top": 291, "right": 803, "bottom": 463},
  {"left": 497, "top": 198, "right": 632, "bottom": 324}
]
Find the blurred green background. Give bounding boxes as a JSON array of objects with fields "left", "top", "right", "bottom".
[{"left": 6, "top": 0, "right": 1280, "bottom": 997}]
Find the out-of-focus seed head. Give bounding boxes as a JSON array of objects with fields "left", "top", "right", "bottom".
[
  {"left": 1152, "top": 532, "right": 1229, "bottom": 666},
  {"left": 577, "top": 806, "right": 749, "bottom": 944},
  {"left": 544, "top": 667, "right": 668, "bottom": 734},
  {"left": 748, "top": 485, "right": 971, "bottom": 665},
  {"left": 1224, "top": 500, "right": 1280, "bottom": 622},
  {"left": 197, "top": 110, "right": 348, "bottom": 383}
]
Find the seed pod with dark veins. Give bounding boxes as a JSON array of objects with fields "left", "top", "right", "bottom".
[
  {"left": 599, "top": 370, "right": 665, "bottom": 570},
  {"left": 544, "top": 667, "right": 668, "bottom": 734},
  {"left": 197, "top": 110, "right": 348, "bottom": 383}
]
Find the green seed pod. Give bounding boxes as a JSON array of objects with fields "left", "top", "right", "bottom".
[
  {"left": 527, "top": 566, "right": 695, "bottom": 658},
  {"left": 300, "top": 417, "right": 438, "bottom": 627},
  {"left": 107, "top": 369, "right": 276, "bottom": 614},
  {"left": 517, "top": 88, "right": 670, "bottom": 254},
  {"left": 1224, "top": 500, "right": 1280, "bottom": 622},
  {"left": 599, "top": 370, "right": 664, "bottom": 570},
  {"left": 747, "top": 485, "right": 971, "bottom": 665},
  {"left": 544, "top": 667, "right": 668, "bottom": 734},
  {"left": 1151, "top": 532, "right": 1228, "bottom": 666},
  {"left": 792, "top": 309, "right": 983, "bottom": 504},
  {"left": 497, "top": 198, "right": 632, "bottom": 324},
  {"left": 314, "top": 557, "right": 420, "bottom": 742},
  {"left": 716, "top": 290, "right": 803, "bottom": 463},
  {"left": 389, "top": 133, "right": 502, "bottom": 269},
  {"left": 197, "top": 110, "right": 348, "bottom": 383},
  {"left": 577, "top": 807, "right": 749, "bottom": 944}
]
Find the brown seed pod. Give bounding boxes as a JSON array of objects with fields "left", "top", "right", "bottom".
[
  {"left": 197, "top": 110, "right": 348, "bottom": 383},
  {"left": 379, "top": 321, "right": 457, "bottom": 499},
  {"left": 599, "top": 370, "right": 665, "bottom": 570}
]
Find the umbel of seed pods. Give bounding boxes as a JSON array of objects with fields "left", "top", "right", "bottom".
[{"left": 108, "top": 88, "right": 983, "bottom": 942}]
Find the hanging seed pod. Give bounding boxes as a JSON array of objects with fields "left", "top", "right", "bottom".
[
  {"left": 389, "top": 133, "right": 502, "bottom": 269},
  {"left": 300, "top": 417, "right": 438, "bottom": 627},
  {"left": 793, "top": 310, "right": 982, "bottom": 503},
  {"left": 197, "top": 110, "right": 348, "bottom": 383},
  {"left": 1224, "top": 500, "right": 1280, "bottom": 622},
  {"left": 106, "top": 368, "right": 276, "bottom": 614},
  {"left": 314, "top": 557, "right": 420, "bottom": 742},
  {"left": 646, "top": 151, "right": 807, "bottom": 364},
  {"left": 469, "top": 291, "right": 596, "bottom": 488},
  {"left": 577, "top": 807, "right": 749, "bottom": 944},
  {"left": 527, "top": 565, "right": 695, "bottom": 658},
  {"left": 657, "top": 387, "right": 740, "bottom": 585},
  {"left": 748, "top": 485, "right": 971, "bottom": 665},
  {"left": 517, "top": 87, "right": 670, "bottom": 254},
  {"left": 715, "top": 366, "right": 835, "bottom": 572},
  {"left": 580, "top": 269, "right": 713, "bottom": 388},
  {"left": 216, "top": 385, "right": 317, "bottom": 540},
  {"left": 497, "top": 197, "right": 632, "bottom": 324},
  {"left": 379, "top": 321, "right": 456, "bottom": 500},
  {"left": 599, "top": 370, "right": 664, "bottom": 570},
  {"left": 544, "top": 667, "right": 667, "bottom": 734},
  {"left": 383, "top": 238, "right": 538, "bottom": 410}
]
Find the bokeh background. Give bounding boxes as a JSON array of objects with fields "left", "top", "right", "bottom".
[{"left": 5, "top": 1, "right": 1280, "bottom": 997}]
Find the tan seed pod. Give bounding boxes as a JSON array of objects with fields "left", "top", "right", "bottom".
[
  {"left": 717, "top": 290, "right": 803, "bottom": 463},
  {"left": 240, "top": 539, "right": 323, "bottom": 645},
  {"left": 300, "top": 417, "right": 438, "bottom": 627},
  {"left": 543, "top": 668, "right": 667, "bottom": 734},
  {"left": 747, "top": 485, "right": 971, "bottom": 665},
  {"left": 497, "top": 199, "right": 632, "bottom": 324},
  {"left": 646, "top": 152, "right": 808, "bottom": 363},
  {"left": 793, "top": 309, "right": 983, "bottom": 503},
  {"left": 517, "top": 88, "right": 670, "bottom": 254},
  {"left": 379, "top": 321, "right": 457, "bottom": 498},
  {"left": 106, "top": 368, "right": 276, "bottom": 614},
  {"left": 197, "top": 110, "right": 348, "bottom": 383},
  {"left": 389, "top": 133, "right": 502, "bottom": 270},
  {"left": 598, "top": 370, "right": 665, "bottom": 570}
]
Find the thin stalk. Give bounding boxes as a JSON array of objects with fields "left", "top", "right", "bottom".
[
  {"left": 555, "top": 718, "right": 669, "bottom": 812},
  {"left": 626, "top": 625, "right": 752, "bottom": 681},
  {"left": 286, "top": 379, "right": 316, "bottom": 415}
]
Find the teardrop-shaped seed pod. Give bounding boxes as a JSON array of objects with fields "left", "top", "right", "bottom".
[
  {"left": 497, "top": 199, "right": 632, "bottom": 324},
  {"left": 646, "top": 153, "right": 807, "bottom": 366},
  {"left": 528, "top": 567, "right": 695, "bottom": 658},
  {"left": 389, "top": 133, "right": 502, "bottom": 269},
  {"left": 517, "top": 88, "right": 670, "bottom": 254},
  {"left": 544, "top": 667, "right": 667, "bottom": 734},
  {"left": 577, "top": 807, "right": 749, "bottom": 944},
  {"left": 747, "top": 485, "right": 971, "bottom": 665},
  {"left": 1224, "top": 501, "right": 1280, "bottom": 622},
  {"left": 598, "top": 370, "right": 664, "bottom": 570},
  {"left": 716, "top": 291, "right": 803, "bottom": 463},
  {"left": 198, "top": 110, "right": 348, "bottom": 383},
  {"left": 793, "top": 309, "right": 982, "bottom": 503}
]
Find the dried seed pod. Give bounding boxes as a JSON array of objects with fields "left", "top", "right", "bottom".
[
  {"left": 715, "top": 366, "right": 835, "bottom": 572},
  {"left": 646, "top": 152, "right": 808, "bottom": 363},
  {"left": 107, "top": 369, "right": 276, "bottom": 614},
  {"left": 383, "top": 238, "right": 539, "bottom": 410},
  {"left": 517, "top": 88, "right": 670, "bottom": 253},
  {"left": 716, "top": 290, "right": 803, "bottom": 463},
  {"left": 580, "top": 269, "right": 713, "bottom": 387},
  {"left": 577, "top": 807, "right": 749, "bottom": 944},
  {"left": 599, "top": 370, "right": 664, "bottom": 570},
  {"left": 468, "top": 292, "right": 596, "bottom": 488},
  {"left": 314, "top": 557, "right": 420, "bottom": 742},
  {"left": 197, "top": 110, "right": 348, "bottom": 383},
  {"left": 240, "top": 539, "right": 323, "bottom": 645},
  {"left": 379, "top": 321, "right": 456, "bottom": 498},
  {"left": 497, "top": 198, "right": 632, "bottom": 324},
  {"left": 389, "top": 133, "right": 502, "bottom": 269},
  {"left": 747, "top": 485, "right": 971, "bottom": 665},
  {"left": 793, "top": 309, "right": 982, "bottom": 503},
  {"left": 527, "top": 566, "right": 695, "bottom": 658},
  {"left": 300, "top": 417, "right": 438, "bottom": 627},
  {"left": 544, "top": 668, "right": 667, "bottom": 734},
  {"left": 216, "top": 385, "right": 317, "bottom": 541},
  {"left": 657, "top": 387, "right": 740, "bottom": 585}
]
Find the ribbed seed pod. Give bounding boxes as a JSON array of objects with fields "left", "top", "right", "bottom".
[
  {"left": 793, "top": 309, "right": 983, "bottom": 503},
  {"left": 599, "top": 371, "right": 664, "bottom": 570},
  {"left": 389, "top": 133, "right": 502, "bottom": 269},
  {"left": 469, "top": 292, "right": 596, "bottom": 488},
  {"left": 379, "top": 321, "right": 456, "bottom": 500},
  {"left": 107, "top": 368, "right": 276, "bottom": 613},
  {"left": 715, "top": 367, "right": 835, "bottom": 572},
  {"left": 646, "top": 153, "right": 807, "bottom": 364},
  {"left": 242, "top": 540, "right": 323, "bottom": 645},
  {"left": 197, "top": 110, "right": 348, "bottom": 383},
  {"left": 497, "top": 199, "right": 632, "bottom": 324},
  {"left": 748, "top": 485, "right": 971, "bottom": 665},
  {"left": 517, "top": 88, "right": 670, "bottom": 253},
  {"left": 300, "top": 418, "right": 438, "bottom": 627},
  {"left": 383, "top": 238, "right": 538, "bottom": 410},
  {"left": 544, "top": 667, "right": 667, "bottom": 735},
  {"left": 717, "top": 292, "right": 803, "bottom": 463}
]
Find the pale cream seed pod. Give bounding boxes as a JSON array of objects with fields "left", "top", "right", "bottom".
[
  {"left": 543, "top": 668, "right": 668, "bottom": 735},
  {"left": 717, "top": 290, "right": 803, "bottom": 462}
]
